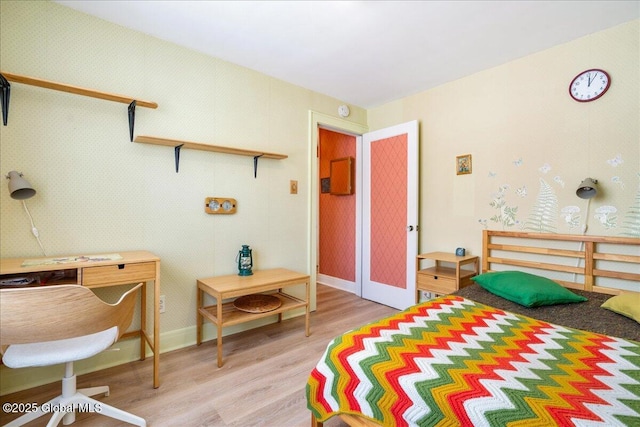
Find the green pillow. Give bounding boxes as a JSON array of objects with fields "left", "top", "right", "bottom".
[
  {"left": 471, "top": 271, "right": 587, "bottom": 307},
  {"left": 601, "top": 293, "right": 640, "bottom": 324}
]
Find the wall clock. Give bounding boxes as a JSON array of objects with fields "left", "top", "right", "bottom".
[
  {"left": 205, "top": 197, "right": 237, "bottom": 214},
  {"left": 569, "top": 69, "right": 610, "bottom": 102}
]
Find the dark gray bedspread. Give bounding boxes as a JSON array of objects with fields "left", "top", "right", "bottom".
[{"left": 452, "top": 284, "right": 639, "bottom": 343}]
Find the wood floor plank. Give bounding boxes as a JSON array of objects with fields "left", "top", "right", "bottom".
[{"left": 0, "top": 285, "right": 397, "bottom": 426}]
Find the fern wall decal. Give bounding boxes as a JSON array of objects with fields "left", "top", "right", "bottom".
[
  {"left": 620, "top": 183, "right": 640, "bottom": 237},
  {"left": 524, "top": 178, "right": 558, "bottom": 233}
]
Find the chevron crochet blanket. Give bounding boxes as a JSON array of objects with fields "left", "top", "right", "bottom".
[{"left": 307, "top": 295, "right": 640, "bottom": 426}]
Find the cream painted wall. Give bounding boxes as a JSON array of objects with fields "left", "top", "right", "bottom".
[
  {"left": 369, "top": 20, "right": 640, "bottom": 275},
  {"left": 0, "top": 1, "right": 367, "bottom": 394},
  {"left": 1, "top": 1, "right": 638, "bottom": 395}
]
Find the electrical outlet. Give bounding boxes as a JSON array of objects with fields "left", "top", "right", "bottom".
[
  {"left": 420, "top": 291, "right": 432, "bottom": 302},
  {"left": 290, "top": 180, "right": 298, "bottom": 194},
  {"left": 159, "top": 295, "right": 166, "bottom": 313}
]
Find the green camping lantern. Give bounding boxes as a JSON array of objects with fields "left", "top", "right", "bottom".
[{"left": 237, "top": 245, "right": 253, "bottom": 276}]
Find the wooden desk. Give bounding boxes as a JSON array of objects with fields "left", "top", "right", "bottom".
[
  {"left": 0, "top": 251, "right": 161, "bottom": 388},
  {"left": 197, "top": 268, "right": 310, "bottom": 367}
]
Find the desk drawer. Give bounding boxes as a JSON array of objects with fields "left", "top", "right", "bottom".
[
  {"left": 417, "top": 272, "right": 457, "bottom": 295},
  {"left": 82, "top": 262, "right": 156, "bottom": 287}
]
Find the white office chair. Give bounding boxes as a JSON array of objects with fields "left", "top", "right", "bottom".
[{"left": 0, "top": 283, "right": 146, "bottom": 427}]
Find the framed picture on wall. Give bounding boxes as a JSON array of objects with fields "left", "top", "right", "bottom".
[{"left": 456, "top": 154, "right": 472, "bottom": 175}]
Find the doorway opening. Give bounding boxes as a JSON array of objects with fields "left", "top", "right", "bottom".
[
  {"left": 308, "top": 111, "right": 367, "bottom": 311},
  {"left": 317, "top": 127, "right": 360, "bottom": 294}
]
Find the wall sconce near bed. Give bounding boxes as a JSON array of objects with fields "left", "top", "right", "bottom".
[{"left": 576, "top": 178, "right": 598, "bottom": 199}]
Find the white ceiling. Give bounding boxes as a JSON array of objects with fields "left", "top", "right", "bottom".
[{"left": 55, "top": 1, "right": 639, "bottom": 108}]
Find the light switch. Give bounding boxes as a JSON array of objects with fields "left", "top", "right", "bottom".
[{"left": 290, "top": 180, "right": 298, "bottom": 194}]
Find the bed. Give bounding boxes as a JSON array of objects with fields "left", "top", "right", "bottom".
[{"left": 307, "top": 231, "right": 640, "bottom": 426}]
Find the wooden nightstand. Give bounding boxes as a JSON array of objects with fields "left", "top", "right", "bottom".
[{"left": 416, "top": 252, "right": 479, "bottom": 302}]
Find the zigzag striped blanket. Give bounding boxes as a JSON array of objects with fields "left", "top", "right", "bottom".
[{"left": 307, "top": 295, "right": 640, "bottom": 426}]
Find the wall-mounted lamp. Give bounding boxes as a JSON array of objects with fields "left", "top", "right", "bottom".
[
  {"left": 5, "top": 170, "right": 46, "bottom": 255},
  {"left": 576, "top": 178, "right": 598, "bottom": 200},
  {"left": 6, "top": 170, "right": 36, "bottom": 200}
]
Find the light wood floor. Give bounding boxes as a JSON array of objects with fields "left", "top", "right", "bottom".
[{"left": 1, "top": 284, "right": 398, "bottom": 427}]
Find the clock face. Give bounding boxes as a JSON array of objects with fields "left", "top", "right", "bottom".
[{"left": 569, "top": 69, "right": 610, "bottom": 102}]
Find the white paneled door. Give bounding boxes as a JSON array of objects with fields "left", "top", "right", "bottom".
[{"left": 362, "top": 120, "right": 419, "bottom": 310}]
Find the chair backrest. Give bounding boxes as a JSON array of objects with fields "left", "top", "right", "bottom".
[{"left": 0, "top": 283, "right": 142, "bottom": 348}]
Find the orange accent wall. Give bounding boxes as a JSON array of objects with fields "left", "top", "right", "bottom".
[
  {"left": 319, "top": 128, "right": 356, "bottom": 282},
  {"left": 370, "top": 134, "right": 407, "bottom": 288}
]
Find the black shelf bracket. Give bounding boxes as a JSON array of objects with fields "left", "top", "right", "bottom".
[
  {"left": 174, "top": 144, "right": 184, "bottom": 173},
  {"left": 253, "top": 154, "right": 264, "bottom": 178},
  {"left": 128, "top": 100, "right": 136, "bottom": 142},
  {"left": 0, "top": 73, "right": 10, "bottom": 126}
]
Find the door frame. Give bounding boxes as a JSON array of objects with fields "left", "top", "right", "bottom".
[{"left": 308, "top": 111, "right": 368, "bottom": 310}]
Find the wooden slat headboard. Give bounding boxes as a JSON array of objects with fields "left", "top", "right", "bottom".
[{"left": 482, "top": 230, "right": 640, "bottom": 295}]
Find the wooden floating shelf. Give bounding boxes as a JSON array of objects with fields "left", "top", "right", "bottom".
[
  {"left": 134, "top": 135, "right": 287, "bottom": 176},
  {"left": 0, "top": 71, "right": 158, "bottom": 140},
  {"left": 134, "top": 135, "right": 287, "bottom": 159},
  {"left": 1, "top": 71, "right": 158, "bottom": 108}
]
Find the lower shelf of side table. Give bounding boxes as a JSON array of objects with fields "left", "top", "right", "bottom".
[{"left": 199, "top": 292, "right": 306, "bottom": 327}]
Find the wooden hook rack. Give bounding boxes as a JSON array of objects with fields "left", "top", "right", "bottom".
[{"left": 0, "top": 71, "right": 158, "bottom": 140}]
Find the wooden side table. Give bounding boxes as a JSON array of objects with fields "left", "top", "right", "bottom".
[
  {"left": 416, "top": 252, "right": 479, "bottom": 302},
  {"left": 196, "top": 268, "right": 310, "bottom": 367}
]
